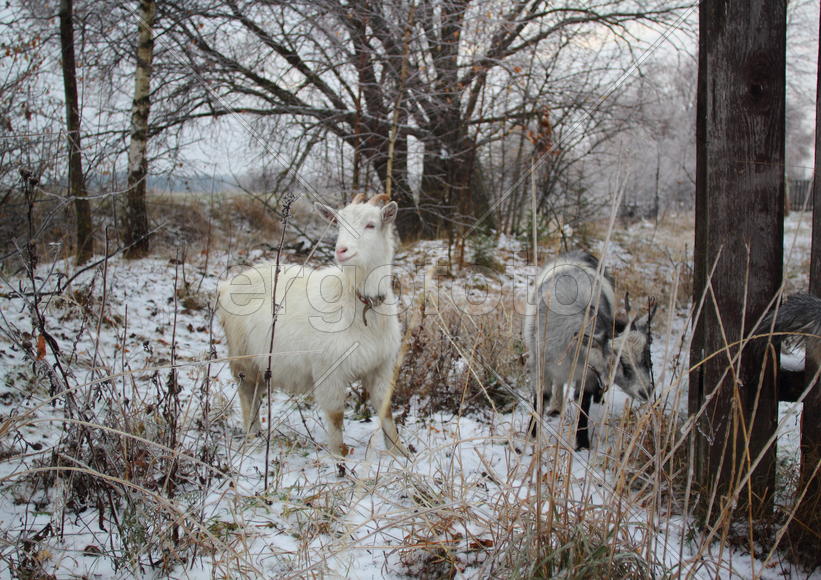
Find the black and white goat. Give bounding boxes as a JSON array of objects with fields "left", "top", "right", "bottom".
[
  {"left": 523, "top": 251, "right": 657, "bottom": 449},
  {"left": 759, "top": 292, "right": 821, "bottom": 398}
]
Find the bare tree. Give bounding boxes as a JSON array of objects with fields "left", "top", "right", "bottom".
[
  {"left": 0, "top": 25, "right": 55, "bottom": 194},
  {"left": 161, "top": 0, "right": 688, "bottom": 240},
  {"left": 59, "top": 0, "right": 94, "bottom": 264},
  {"left": 3, "top": 0, "right": 691, "bottom": 251},
  {"left": 582, "top": 55, "right": 698, "bottom": 221},
  {"left": 785, "top": 0, "right": 819, "bottom": 182},
  {"left": 60, "top": 0, "right": 94, "bottom": 264}
]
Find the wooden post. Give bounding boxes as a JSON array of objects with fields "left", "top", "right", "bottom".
[
  {"left": 789, "top": 9, "right": 821, "bottom": 563},
  {"left": 811, "top": 12, "right": 821, "bottom": 296},
  {"left": 691, "top": 0, "right": 785, "bottom": 523}
]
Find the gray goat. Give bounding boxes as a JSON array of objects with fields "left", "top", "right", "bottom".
[
  {"left": 523, "top": 251, "right": 657, "bottom": 449},
  {"left": 759, "top": 292, "right": 821, "bottom": 396}
]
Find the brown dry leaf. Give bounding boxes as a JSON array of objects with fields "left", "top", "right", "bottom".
[{"left": 36, "top": 334, "right": 46, "bottom": 360}]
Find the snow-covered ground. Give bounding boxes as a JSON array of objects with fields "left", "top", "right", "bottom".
[{"left": 0, "top": 211, "right": 816, "bottom": 578}]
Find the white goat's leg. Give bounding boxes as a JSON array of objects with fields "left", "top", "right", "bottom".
[
  {"left": 362, "top": 366, "right": 407, "bottom": 455},
  {"left": 238, "top": 372, "right": 263, "bottom": 435},
  {"left": 313, "top": 377, "right": 349, "bottom": 457}
]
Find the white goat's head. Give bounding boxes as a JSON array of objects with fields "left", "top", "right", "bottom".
[
  {"left": 315, "top": 193, "right": 398, "bottom": 272},
  {"left": 609, "top": 296, "right": 658, "bottom": 402}
]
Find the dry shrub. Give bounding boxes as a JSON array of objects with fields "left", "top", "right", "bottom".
[
  {"left": 393, "top": 290, "right": 523, "bottom": 419},
  {"left": 783, "top": 506, "right": 821, "bottom": 571},
  {"left": 602, "top": 404, "right": 691, "bottom": 514},
  {"left": 503, "top": 501, "right": 655, "bottom": 579},
  {"left": 600, "top": 347, "right": 818, "bottom": 574},
  {"left": 12, "top": 364, "right": 228, "bottom": 574},
  {"left": 0, "top": 226, "right": 228, "bottom": 574},
  {"left": 611, "top": 259, "right": 691, "bottom": 320},
  {"left": 0, "top": 189, "right": 81, "bottom": 269},
  {"left": 399, "top": 543, "right": 459, "bottom": 579},
  {"left": 395, "top": 477, "right": 491, "bottom": 578}
]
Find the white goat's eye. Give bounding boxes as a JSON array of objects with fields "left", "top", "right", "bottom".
[{"left": 365, "top": 223, "right": 376, "bottom": 229}]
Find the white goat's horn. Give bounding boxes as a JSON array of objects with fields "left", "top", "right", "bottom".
[{"left": 368, "top": 193, "right": 390, "bottom": 206}]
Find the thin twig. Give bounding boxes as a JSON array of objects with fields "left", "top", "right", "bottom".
[{"left": 263, "top": 193, "right": 295, "bottom": 492}]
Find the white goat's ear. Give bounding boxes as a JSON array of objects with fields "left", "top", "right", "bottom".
[
  {"left": 314, "top": 202, "right": 337, "bottom": 223},
  {"left": 381, "top": 201, "right": 398, "bottom": 224}
]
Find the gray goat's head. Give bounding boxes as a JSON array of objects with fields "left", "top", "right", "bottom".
[{"left": 609, "top": 296, "right": 658, "bottom": 402}]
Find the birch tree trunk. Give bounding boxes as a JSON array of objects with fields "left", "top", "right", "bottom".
[
  {"left": 124, "top": 0, "right": 156, "bottom": 259},
  {"left": 59, "top": 0, "right": 93, "bottom": 264}
]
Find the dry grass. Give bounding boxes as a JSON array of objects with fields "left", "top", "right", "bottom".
[
  {"left": 0, "top": 188, "right": 285, "bottom": 274},
  {"left": 596, "top": 213, "right": 694, "bottom": 317},
  {"left": 148, "top": 192, "right": 284, "bottom": 259}
]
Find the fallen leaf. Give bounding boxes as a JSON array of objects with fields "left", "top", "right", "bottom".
[{"left": 36, "top": 335, "right": 46, "bottom": 360}]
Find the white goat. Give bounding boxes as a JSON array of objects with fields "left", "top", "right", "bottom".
[
  {"left": 523, "top": 251, "right": 657, "bottom": 449},
  {"left": 217, "top": 193, "right": 403, "bottom": 456}
]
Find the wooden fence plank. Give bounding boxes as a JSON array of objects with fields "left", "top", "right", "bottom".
[
  {"left": 691, "top": 0, "right": 785, "bottom": 523},
  {"left": 790, "top": 10, "right": 821, "bottom": 565}
]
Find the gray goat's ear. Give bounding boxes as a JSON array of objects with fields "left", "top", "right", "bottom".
[
  {"left": 647, "top": 297, "right": 658, "bottom": 327},
  {"left": 634, "top": 298, "right": 659, "bottom": 334},
  {"left": 314, "top": 202, "right": 337, "bottom": 223},
  {"left": 381, "top": 201, "right": 398, "bottom": 224},
  {"left": 577, "top": 330, "right": 607, "bottom": 350}
]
